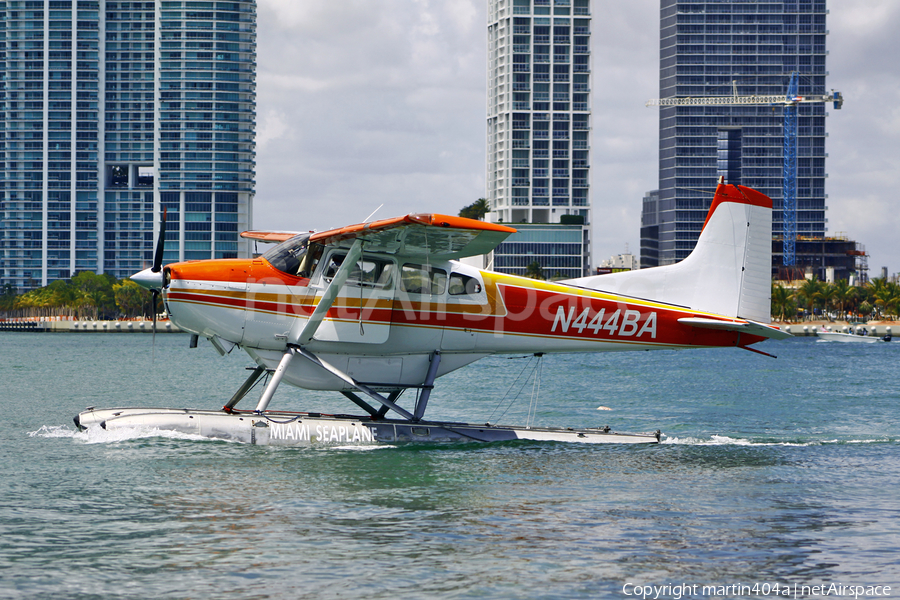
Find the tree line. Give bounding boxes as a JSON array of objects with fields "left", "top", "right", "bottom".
[
  {"left": 772, "top": 277, "right": 900, "bottom": 322},
  {"left": 0, "top": 273, "right": 156, "bottom": 321},
  {"left": 6, "top": 268, "right": 896, "bottom": 324}
]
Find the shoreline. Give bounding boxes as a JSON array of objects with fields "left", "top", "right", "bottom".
[{"left": 0, "top": 318, "right": 182, "bottom": 333}]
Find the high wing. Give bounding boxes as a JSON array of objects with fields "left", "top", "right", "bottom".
[
  {"left": 243, "top": 213, "right": 517, "bottom": 260},
  {"left": 240, "top": 231, "right": 300, "bottom": 243}
]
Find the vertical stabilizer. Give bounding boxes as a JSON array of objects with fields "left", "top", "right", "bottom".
[{"left": 565, "top": 182, "right": 773, "bottom": 322}]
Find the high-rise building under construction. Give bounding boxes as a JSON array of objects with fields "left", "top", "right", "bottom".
[{"left": 642, "top": 0, "right": 830, "bottom": 268}]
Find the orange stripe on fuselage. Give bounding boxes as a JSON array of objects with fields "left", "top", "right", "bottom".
[{"left": 167, "top": 258, "right": 310, "bottom": 288}]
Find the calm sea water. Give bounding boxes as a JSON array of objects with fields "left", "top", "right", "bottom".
[{"left": 2, "top": 332, "right": 899, "bottom": 599}]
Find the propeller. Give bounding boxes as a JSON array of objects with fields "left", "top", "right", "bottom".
[
  {"left": 150, "top": 208, "right": 167, "bottom": 342},
  {"left": 152, "top": 207, "right": 167, "bottom": 274}
]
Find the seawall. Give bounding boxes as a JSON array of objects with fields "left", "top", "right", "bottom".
[
  {"left": 774, "top": 321, "right": 895, "bottom": 337},
  {"left": 0, "top": 319, "right": 183, "bottom": 333}
]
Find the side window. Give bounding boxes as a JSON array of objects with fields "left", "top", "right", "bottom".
[
  {"left": 400, "top": 264, "right": 447, "bottom": 296},
  {"left": 323, "top": 252, "right": 394, "bottom": 289},
  {"left": 448, "top": 273, "right": 482, "bottom": 296},
  {"left": 297, "top": 243, "right": 324, "bottom": 278}
]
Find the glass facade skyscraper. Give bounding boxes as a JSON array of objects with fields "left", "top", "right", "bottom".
[
  {"left": 646, "top": 0, "right": 830, "bottom": 266},
  {"left": 486, "top": 0, "right": 592, "bottom": 278},
  {"left": 0, "top": 1, "right": 256, "bottom": 292}
]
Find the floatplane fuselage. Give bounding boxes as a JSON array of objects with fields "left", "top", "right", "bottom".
[{"left": 76, "top": 181, "right": 789, "bottom": 445}]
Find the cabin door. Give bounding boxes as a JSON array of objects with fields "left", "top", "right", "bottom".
[{"left": 309, "top": 249, "right": 393, "bottom": 344}]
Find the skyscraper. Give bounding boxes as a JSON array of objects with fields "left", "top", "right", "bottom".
[
  {"left": 486, "top": 0, "right": 592, "bottom": 279},
  {"left": 0, "top": 1, "right": 256, "bottom": 292},
  {"left": 644, "top": 0, "right": 830, "bottom": 267}
]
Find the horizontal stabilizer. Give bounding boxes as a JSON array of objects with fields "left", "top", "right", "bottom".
[{"left": 677, "top": 317, "right": 792, "bottom": 340}]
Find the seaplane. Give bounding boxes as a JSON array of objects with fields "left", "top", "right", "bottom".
[{"left": 74, "top": 178, "right": 790, "bottom": 445}]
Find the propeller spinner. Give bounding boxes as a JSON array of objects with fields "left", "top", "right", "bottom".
[
  {"left": 130, "top": 208, "right": 167, "bottom": 336},
  {"left": 131, "top": 207, "right": 167, "bottom": 290}
]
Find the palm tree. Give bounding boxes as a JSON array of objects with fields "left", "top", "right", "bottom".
[
  {"left": 113, "top": 280, "right": 151, "bottom": 319},
  {"left": 818, "top": 283, "right": 838, "bottom": 320},
  {"left": 869, "top": 277, "right": 889, "bottom": 295},
  {"left": 0, "top": 283, "right": 16, "bottom": 312},
  {"left": 830, "top": 279, "right": 857, "bottom": 320},
  {"left": 524, "top": 261, "right": 544, "bottom": 280},
  {"left": 866, "top": 277, "right": 890, "bottom": 319},
  {"left": 858, "top": 301, "right": 874, "bottom": 320},
  {"left": 873, "top": 282, "right": 900, "bottom": 320},
  {"left": 771, "top": 282, "right": 795, "bottom": 322},
  {"left": 459, "top": 198, "right": 490, "bottom": 221},
  {"left": 795, "top": 276, "right": 824, "bottom": 320}
]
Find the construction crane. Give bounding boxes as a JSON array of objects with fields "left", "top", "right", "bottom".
[{"left": 647, "top": 73, "right": 843, "bottom": 268}]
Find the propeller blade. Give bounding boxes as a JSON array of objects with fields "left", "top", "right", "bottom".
[
  {"left": 151, "top": 289, "right": 159, "bottom": 345},
  {"left": 152, "top": 207, "right": 167, "bottom": 273}
]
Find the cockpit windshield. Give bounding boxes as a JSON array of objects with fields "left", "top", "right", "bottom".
[{"left": 262, "top": 234, "right": 325, "bottom": 278}]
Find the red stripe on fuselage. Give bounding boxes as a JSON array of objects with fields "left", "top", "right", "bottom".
[{"left": 167, "top": 278, "right": 758, "bottom": 349}]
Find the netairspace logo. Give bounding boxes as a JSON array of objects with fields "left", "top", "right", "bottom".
[{"left": 622, "top": 582, "right": 893, "bottom": 600}]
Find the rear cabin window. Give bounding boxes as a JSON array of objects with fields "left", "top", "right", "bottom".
[
  {"left": 400, "top": 264, "right": 447, "bottom": 296},
  {"left": 323, "top": 252, "right": 394, "bottom": 289},
  {"left": 448, "top": 273, "right": 482, "bottom": 296}
]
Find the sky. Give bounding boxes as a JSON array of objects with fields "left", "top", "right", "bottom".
[{"left": 253, "top": 0, "right": 900, "bottom": 277}]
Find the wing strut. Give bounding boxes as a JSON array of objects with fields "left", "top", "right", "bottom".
[{"left": 291, "top": 238, "right": 363, "bottom": 345}]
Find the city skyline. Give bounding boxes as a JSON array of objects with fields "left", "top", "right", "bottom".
[
  {"left": 253, "top": 0, "right": 900, "bottom": 277},
  {"left": 0, "top": 1, "right": 256, "bottom": 292},
  {"left": 3, "top": 2, "right": 895, "bottom": 288}
]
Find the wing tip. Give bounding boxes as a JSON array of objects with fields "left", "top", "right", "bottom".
[{"left": 240, "top": 231, "right": 300, "bottom": 243}]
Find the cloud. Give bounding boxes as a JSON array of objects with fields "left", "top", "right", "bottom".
[
  {"left": 822, "top": 1, "right": 900, "bottom": 274},
  {"left": 254, "top": 0, "right": 487, "bottom": 233},
  {"left": 253, "top": 1, "right": 900, "bottom": 275}
]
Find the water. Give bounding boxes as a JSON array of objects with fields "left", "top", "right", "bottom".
[{"left": 2, "top": 333, "right": 899, "bottom": 599}]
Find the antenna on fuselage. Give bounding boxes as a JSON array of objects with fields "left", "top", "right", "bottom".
[{"left": 363, "top": 204, "right": 384, "bottom": 224}]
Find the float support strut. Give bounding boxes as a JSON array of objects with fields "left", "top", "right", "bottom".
[
  {"left": 413, "top": 350, "right": 441, "bottom": 421},
  {"left": 375, "top": 391, "right": 403, "bottom": 419},
  {"left": 224, "top": 365, "right": 266, "bottom": 412},
  {"left": 254, "top": 348, "right": 295, "bottom": 413},
  {"left": 340, "top": 391, "right": 380, "bottom": 417},
  {"left": 293, "top": 345, "right": 415, "bottom": 420}
]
